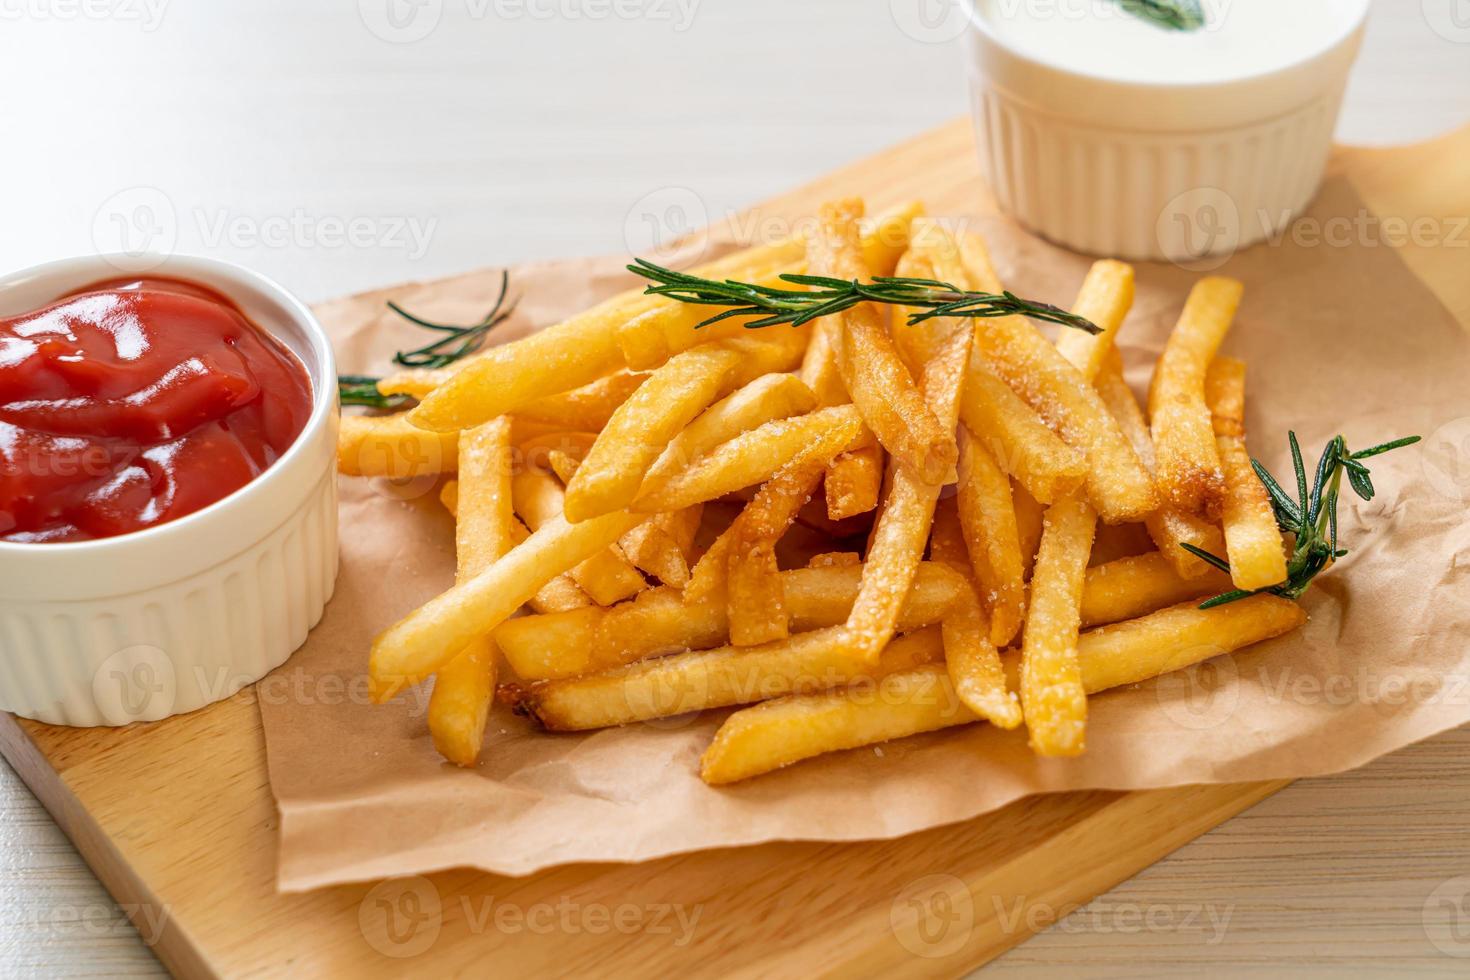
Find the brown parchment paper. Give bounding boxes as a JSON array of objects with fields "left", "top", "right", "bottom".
[{"left": 260, "top": 175, "right": 1470, "bottom": 891}]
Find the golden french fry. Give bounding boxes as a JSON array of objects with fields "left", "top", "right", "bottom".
[
  {"left": 955, "top": 426, "right": 1027, "bottom": 647},
  {"left": 639, "top": 373, "right": 818, "bottom": 501},
  {"left": 513, "top": 463, "right": 645, "bottom": 605},
  {"left": 809, "top": 551, "right": 860, "bottom": 567},
  {"left": 564, "top": 334, "right": 805, "bottom": 522},
  {"left": 1054, "top": 260, "right": 1135, "bottom": 382},
  {"left": 930, "top": 497, "right": 1023, "bottom": 728},
  {"left": 1081, "top": 552, "right": 1231, "bottom": 628},
  {"left": 1021, "top": 493, "right": 1097, "bottom": 756},
  {"left": 337, "top": 412, "right": 458, "bottom": 478},
  {"left": 617, "top": 517, "right": 693, "bottom": 589},
  {"left": 959, "top": 232, "right": 1154, "bottom": 522},
  {"left": 1096, "top": 350, "right": 1228, "bottom": 578},
  {"left": 633, "top": 405, "right": 866, "bottom": 515},
  {"left": 510, "top": 625, "right": 945, "bottom": 732},
  {"left": 616, "top": 201, "right": 924, "bottom": 370},
  {"left": 811, "top": 200, "right": 956, "bottom": 484},
  {"left": 824, "top": 446, "right": 883, "bottom": 520},
  {"left": 842, "top": 226, "right": 976, "bottom": 664},
  {"left": 1206, "top": 357, "right": 1287, "bottom": 590},
  {"left": 726, "top": 453, "right": 831, "bottom": 647},
  {"left": 428, "top": 418, "right": 515, "bottom": 766},
  {"left": 515, "top": 370, "right": 650, "bottom": 430},
  {"left": 959, "top": 363, "right": 1087, "bottom": 505},
  {"left": 1149, "top": 276, "right": 1243, "bottom": 516},
  {"left": 701, "top": 594, "right": 1305, "bottom": 783},
  {"left": 401, "top": 227, "right": 849, "bottom": 424},
  {"left": 702, "top": 664, "right": 969, "bottom": 785},
  {"left": 495, "top": 562, "right": 966, "bottom": 681},
  {"left": 370, "top": 507, "right": 647, "bottom": 696}
]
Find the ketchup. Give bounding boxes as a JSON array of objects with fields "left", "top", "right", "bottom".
[{"left": 0, "top": 277, "right": 312, "bottom": 543}]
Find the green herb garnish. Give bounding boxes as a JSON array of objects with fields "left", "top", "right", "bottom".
[
  {"left": 338, "top": 270, "right": 515, "bottom": 409},
  {"left": 626, "top": 259, "right": 1101, "bottom": 335},
  {"left": 1115, "top": 0, "right": 1205, "bottom": 31},
  {"left": 1184, "top": 432, "right": 1421, "bottom": 608}
]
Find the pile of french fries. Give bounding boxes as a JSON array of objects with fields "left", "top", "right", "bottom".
[{"left": 339, "top": 198, "right": 1306, "bottom": 783}]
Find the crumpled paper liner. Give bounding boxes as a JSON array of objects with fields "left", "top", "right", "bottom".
[{"left": 260, "top": 175, "right": 1470, "bottom": 891}]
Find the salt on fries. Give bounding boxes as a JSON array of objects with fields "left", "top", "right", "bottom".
[{"left": 347, "top": 195, "right": 1338, "bottom": 779}]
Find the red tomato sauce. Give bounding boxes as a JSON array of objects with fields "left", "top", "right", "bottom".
[{"left": 0, "top": 277, "right": 312, "bottom": 543}]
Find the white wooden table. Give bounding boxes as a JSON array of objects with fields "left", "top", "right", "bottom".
[{"left": 2, "top": 2, "right": 1468, "bottom": 975}]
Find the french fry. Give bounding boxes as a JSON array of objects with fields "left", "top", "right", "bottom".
[
  {"left": 701, "top": 594, "right": 1305, "bottom": 783},
  {"left": 639, "top": 373, "right": 818, "bottom": 500},
  {"left": 515, "top": 370, "right": 650, "bottom": 430},
  {"left": 1206, "top": 357, "right": 1287, "bottom": 590},
  {"left": 1053, "top": 260, "right": 1135, "bottom": 382},
  {"left": 563, "top": 334, "right": 805, "bottom": 522},
  {"left": 955, "top": 426, "right": 1027, "bottom": 647},
  {"left": 633, "top": 405, "right": 866, "bottom": 515},
  {"left": 726, "top": 452, "right": 832, "bottom": 647},
  {"left": 510, "top": 625, "right": 945, "bottom": 732},
  {"left": 811, "top": 200, "right": 956, "bottom": 484},
  {"left": 428, "top": 418, "right": 514, "bottom": 766},
  {"left": 440, "top": 482, "right": 592, "bottom": 613},
  {"left": 618, "top": 515, "right": 697, "bottom": 589},
  {"left": 824, "top": 446, "right": 883, "bottom": 520},
  {"left": 337, "top": 412, "right": 458, "bottom": 478},
  {"left": 702, "top": 664, "right": 970, "bottom": 785},
  {"left": 843, "top": 225, "right": 976, "bottom": 664},
  {"left": 930, "top": 498, "right": 1023, "bottom": 728},
  {"left": 1149, "top": 276, "right": 1243, "bottom": 516},
  {"left": 370, "top": 507, "right": 648, "bottom": 697},
  {"left": 616, "top": 201, "right": 924, "bottom": 370},
  {"left": 959, "top": 363, "right": 1087, "bottom": 505},
  {"left": 959, "top": 232, "right": 1154, "bottom": 522},
  {"left": 495, "top": 562, "right": 967, "bottom": 681},
  {"left": 1081, "top": 552, "right": 1231, "bottom": 628},
  {"left": 1021, "top": 493, "right": 1097, "bottom": 756},
  {"left": 1096, "top": 349, "right": 1228, "bottom": 578},
  {"left": 513, "top": 464, "right": 646, "bottom": 605}
]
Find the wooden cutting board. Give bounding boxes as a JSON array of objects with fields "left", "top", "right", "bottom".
[{"left": 4, "top": 117, "right": 1467, "bottom": 979}]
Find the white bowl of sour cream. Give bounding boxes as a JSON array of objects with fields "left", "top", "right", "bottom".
[{"left": 966, "top": 0, "right": 1371, "bottom": 261}]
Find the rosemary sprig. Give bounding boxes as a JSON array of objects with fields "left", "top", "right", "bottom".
[
  {"left": 1115, "top": 0, "right": 1205, "bottom": 31},
  {"left": 1183, "top": 432, "right": 1421, "bottom": 608},
  {"left": 338, "top": 271, "right": 515, "bottom": 409},
  {"left": 627, "top": 259, "right": 1101, "bottom": 335}
]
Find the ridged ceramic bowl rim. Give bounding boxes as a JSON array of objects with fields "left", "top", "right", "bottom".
[
  {"left": 0, "top": 254, "right": 336, "bottom": 572},
  {"left": 965, "top": 0, "right": 1372, "bottom": 92}
]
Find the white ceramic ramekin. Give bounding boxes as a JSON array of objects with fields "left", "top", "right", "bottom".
[
  {"left": 966, "top": 1, "right": 1371, "bottom": 261},
  {"left": 0, "top": 255, "right": 339, "bottom": 726}
]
